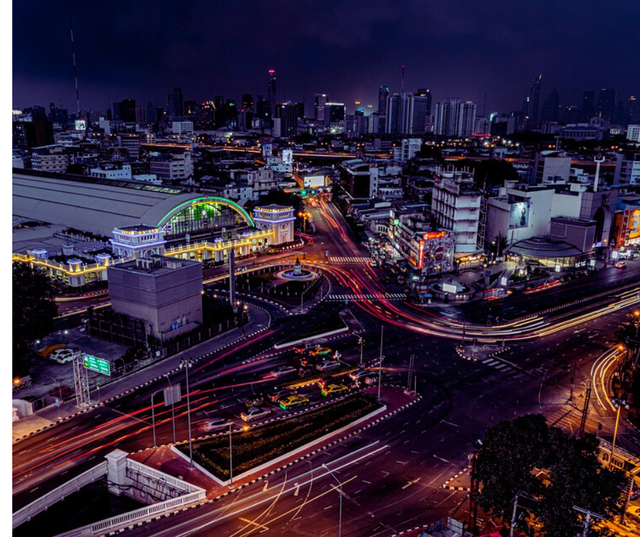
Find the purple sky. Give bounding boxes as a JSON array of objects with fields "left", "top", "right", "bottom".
[{"left": 12, "top": 0, "right": 640, "bottom": 117}]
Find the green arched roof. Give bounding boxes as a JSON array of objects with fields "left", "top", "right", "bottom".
[{"left": 155, "top": 196, "right": 254, "bottom": 228}]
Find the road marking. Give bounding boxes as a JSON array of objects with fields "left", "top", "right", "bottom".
[
  {"left": 239, "top": 518, "right": 269, "bottom": 531},
  {"left": 262, "top": 481, "right": 268, "bottom": 491},
  {"left": 433, "top": 454, "right": 449, "bottom": 463}
]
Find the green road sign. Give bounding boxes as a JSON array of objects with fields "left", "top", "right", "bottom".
[{"left": 83, "top": 353, "right": 111, "bottom": 376}]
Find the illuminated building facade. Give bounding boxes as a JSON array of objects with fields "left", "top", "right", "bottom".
[{"left": 388, "top": 209, "right": 455, "bottom": 274}]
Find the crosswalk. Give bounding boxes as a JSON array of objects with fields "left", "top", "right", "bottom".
[
  {"left": 328, "top": 256, "right": 371, "bottom": 264},
  {"left": 326, "top": 293, "right": 407, "bottom": 302},
  {"left": 480, "top": 357, "right": 514, "bottom": 372}
]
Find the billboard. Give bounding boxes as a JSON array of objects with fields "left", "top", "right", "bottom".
[
  {"left": 509, "top": 201, "right": 530, "bottom": 229},
  {"left": 628, "top": 209, "right": 640, "bottom": 243},
  {"left": 282, "top": 149, "right": 293, "bottom": 164},
  {"left": 75, "top": 119, "right": 87, "bottom": 131}
]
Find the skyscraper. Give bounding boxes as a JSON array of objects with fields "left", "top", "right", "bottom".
[
  {"left": 385, "top": 93, "right": 401, "bottom": 135},
  {"left": 166, "top": 87, "right": 184, "bottom": 118},
  {"left": 528, "top": 74, "right": 542, "bottom": 124},
  {"left": 433, "top": 98, "right": 461, "bottom": 136},
  {"left": 597, "top": 88, "right": 616, "bottom": 121},
  {"left": 456, "top": 101, "right": 477, "bottom": 137},
  {"left": 242, "top": 94, "right": 254, "bottom": 113},
  {"left": 267, "top": 69, "right": 277, "bottom": 118},
  {"left": 581, "top": 91, "right": 595, "bottom": 122},
  {"left": 541, "top": 88, "right": 559, "bottom": 122},
  {"left": 314, "top": 93, "right": 328, "bottom": 123},
  {"left": 274, "top": 102, "right": 298, "bottom": 137},
  {"left": 378, "top": 85, "right": 390, "bottom": 115}
]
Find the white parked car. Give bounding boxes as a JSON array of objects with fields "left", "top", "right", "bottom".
[
  {"left": 316, "top": 360, "right": 341, "bottom": 372},
  {"left": 49, "top": 349, "right": 78, "bottom": 364}
]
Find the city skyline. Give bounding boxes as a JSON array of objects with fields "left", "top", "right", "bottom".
[{"left": 13, "top": 1, "right": 640, "bottom": 116}]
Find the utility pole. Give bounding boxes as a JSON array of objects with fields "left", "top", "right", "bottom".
[
  {"left": 377, "top": 326, "right": 384, "bottom": 401},
  {"left": 579, "top": 379, "right": 592, "bottom": 438},
  {"left": 573, "top": 505, "right": 604, "bottom": 537},
  {"left": 509, "top": 491, "right": 521, "bottom": 537},
  {"left": 407, "top": 354, "right": 415, "bottom": 392},
  {"left": 568, "top": 361, "right": 576, "bottom": 403},
  {"left": 469, "top": 451, "right": 479, "bottom": 536}
]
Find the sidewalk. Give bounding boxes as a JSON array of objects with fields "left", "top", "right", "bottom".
[
  {"left": 127, "top": 385, "right": 419, "bottom": 499},
  {"left": 12, "top": 303, "right": 271, "bottom": 443}
]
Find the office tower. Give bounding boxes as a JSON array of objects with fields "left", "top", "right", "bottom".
[
  {"left": 146, "top": 101, "right": 158, "bottom": 124},
  {"left": 274, "top": 102, "right": 298, "bottom": 137},
  {"left": 597, "top": 88, "right": 616, "bottom": 122},
  {"left": 415, "top": 89, "right": 432, "bottom": 116},
  {"left": 325, "top": 103, "right": 346, "bottom": 123},
  {"left": 224, "top": 100, "right": 238, "bottom": 128},
  {"left": 214, "top": 95, "right": 225, "bottom": 127},
  {"left": 166, "top": 87, "right": 184, "bottom": 118},
  {"left": 184, "top": 100, "right": 199, "bottom": 118},
  {"left": 314, "top": 93, "right": 328, "bottom": 123},
  {"left": 378, "top": 85, "right": 390, "bottom": 115},
  {"left": 614, "top": 100, "right": 626, "bottom": 125},
  {"left": 628, "top": 96, "right": 640, "bottom": 125},
  {"left": 198, "top": 101, "right": 216, "bottom": 129},
  {"left": 385, "top": 93, "right": 401, "bottom": 135},
  {"left": 111, "top": 101, "right": 122, "bottom": 121},
  {"left": 541, "top": 88, "right": 559, "bottom": 122},
  {"left": 266, "top": 69, "right": 276, "bottom": 118},
  {"left": 528, "top": 74, "right": 542, "bottom": 124},
  {"left": 242, "top": 94, "right": 254, "bottom": 113},
  {"left": 457, "top": 101, "right": 477, "bottom": 137},
  {"left": 581, "top": 91, "right": 595, "bottom": 122},
  {"left": 256, "top": 95, "right": 267, "bottom": 120},
  {"left": 409, "top": 90, "right": 432, "bottom": 134},
  {"left": 119, "top": 98, "right": 136, "bottom": 123}
]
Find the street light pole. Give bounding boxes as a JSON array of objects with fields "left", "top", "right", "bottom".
[
  {"left": 377, "top": 327, "right": 384, "bottom": 401},
  {"left": 610, "top": 398, "right": 629, "bottom": 469},
  {"left": 322, "top": 464, "right": 343, "bottom": 537},
  {"left": 180, "top": 358, "right": 194, "bottom": 469},
  {"left": 229, "top": 422, "right": 234, "bottom": 487},
  {"left": 164, "top": 373, "right": 176, "bottom": 445},
  {"left": 151, "top": 390, "right": 159, "bottom": 448},
  {"left": 359, "top": 338, "right": 364, "bottom": 367}
]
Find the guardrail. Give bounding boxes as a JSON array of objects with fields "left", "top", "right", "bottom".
[
  {"left": 13, "top": 462, "right": 108, "bottom": 528},
  {"left": 54, "top": 489, "right": 206, "bottom": 537}
]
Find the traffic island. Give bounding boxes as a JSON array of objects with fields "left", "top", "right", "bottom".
[{"left": 175, "top": 394, "right": 383, "bottom": 484}]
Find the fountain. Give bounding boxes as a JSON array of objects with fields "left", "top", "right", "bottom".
[{"left": 276, "top": 257, "right": 319, "bottom": 281}]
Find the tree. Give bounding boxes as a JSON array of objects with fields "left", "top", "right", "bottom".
[
  {"left": 13, "top": 262, "right": 58, "bottom": 376},
  {"left": 474, "top": 414, "right": 625, "bottom": 536},
  {"left": 487, "top": 234, "right": 508, "bottom": 259},
  {"left": 474, "top": 414, "right": 549, "bottom": 518}
]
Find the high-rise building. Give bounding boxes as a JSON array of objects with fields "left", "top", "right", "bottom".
[
  {"left": 166, "top": 87, "right": 184, "bottom": 118},
  {"left": 597, "top": 88, "right": 616, "bottom": 122},
  {"left": 147, "top": 101, "right": 159, "bottom": 124},
  {"left": 296, "top": 102, "right": 305, "bottom": 119},
  {"left": 274, "top": 102, "right": 298, "bottom": 137},
  {"left": 242, "top": 94, "right": 254, "bottom": 113},
  {"left": 325, "top": 103, "right": 346, "bottom": 123},
  {"left": 378, "top": 85, "right": 390, "bottom": 115},
  {"left": 528, "top": 74, "right": 542, "bottom": 124},
  {"left": 433, "top": 98, "right": 461, "bottom": 136},
  {"left": 581, "top": 91, "right": 595, "bottom": 122},
  {"left": 409, "top": 90, "right": 432, "bottom": 134},
  {"left": 385, "top": 91, "right": 432, "bottom": 136},
  {"left": 628, "top": 96, "right": 640, "bottom": 125},
  {"left": 267, "top": 69, "right": 277, "bottom": 118},
  {"left": 456, "top": 101, "right": 477, "bottom": 137},
  {"left": 541, "top": 88, "right": 560, "bottom": 122},
  {"left": 314, "top": 93, "right": 328, "bottom": 123},
  {"left": 119, "top": 98, "right": 137, "bottom": 123}
]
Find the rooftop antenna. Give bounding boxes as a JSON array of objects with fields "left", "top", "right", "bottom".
[
  {"left": 70, "top": 17, "right": 80, "bottom": 115},
  {"left": 482, "top": 92, "right": 487, "bottom": 118},
  {"left": 401, "top": 64, "right": 405, "bottom": 92}
]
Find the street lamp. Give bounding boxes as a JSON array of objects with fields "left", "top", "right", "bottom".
[
  {"left": 610, "top": 398, "right": 629, "bottom": 469},
  {"left": 322, "top": 464, "right": 343, "bottom": 537},
  {"left": 228, "top": 422, "right": 234, "bottom": 487},
  {"left": 179, "top": 358, "right": 195, "bottom": 469},
  {"left": 151, "top": 388, "right": 163, "bottom": 449},
  {"left": 358, "top": 338, "right": 365, "bottom": 367},
  {"left": 164, "top": 374, "right": 177, "bottom": 445}
]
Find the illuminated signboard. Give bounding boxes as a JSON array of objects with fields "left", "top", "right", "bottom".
[
  {"left": 509, "top": 201, "right": 530, "bottom": 229},
  {"left": 424, "top": 231, "right": 446, "bottom": 240},
  {"left": 282, "top": 149, "right": 293, "bottom": 164},
  {"left": 75, "top": 119, "right": 87, "bottom": 131},
  {"left": 83, "top": 353, "right": 111, "bottom": 376},
  {"left": 628, "top": 209, "right": 640, "bottom": 242}
]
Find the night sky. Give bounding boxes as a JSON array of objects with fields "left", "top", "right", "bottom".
[{"left": 11, "top": 1, "right": 640, "bottom": 117}]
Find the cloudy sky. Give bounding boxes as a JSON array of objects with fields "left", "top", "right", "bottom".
[{"left": 12, "top": 0, "right": 640, "bottom": 116}]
